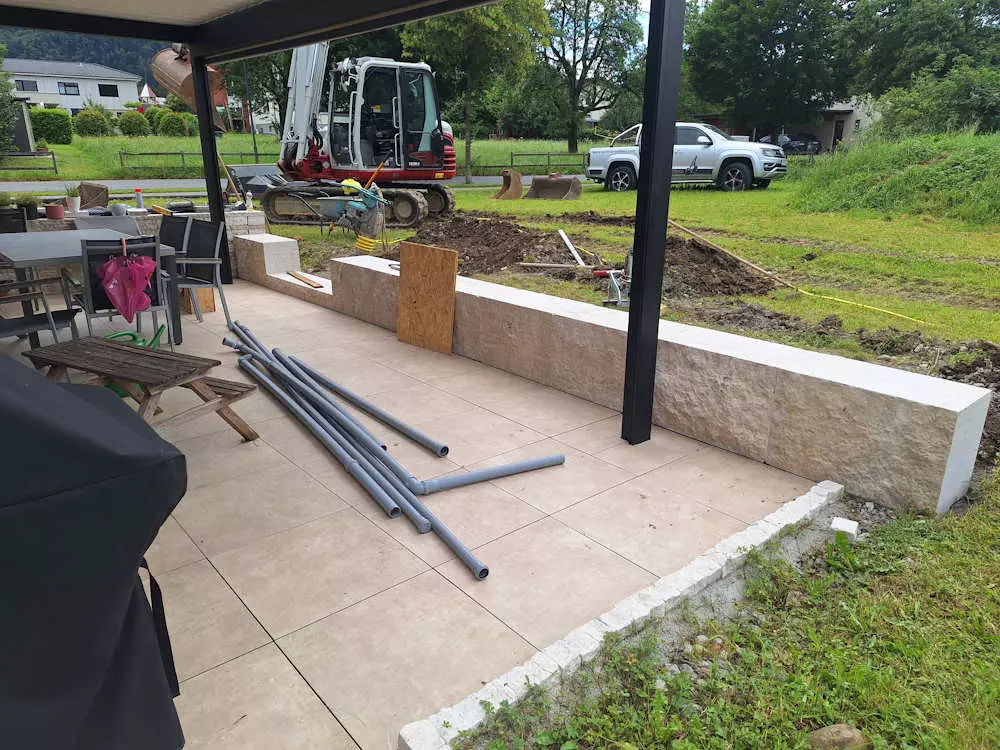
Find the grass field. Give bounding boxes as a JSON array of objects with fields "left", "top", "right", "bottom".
[
  {"left": 0, "top": 135, "right": 573, "bottom": 182},
  {"left": 460, "top": 471, "right": 1000, "bottom": 750}
]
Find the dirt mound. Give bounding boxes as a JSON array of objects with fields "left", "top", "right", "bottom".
[
  {"left": 662, "top": 238, "right": 777, "bottom": 297},
  {"left": 407, "top": 216, "right": 570, "bottom": 274},
  {"left": 698, "top": 301, "right": 999, "bottom": 465}
]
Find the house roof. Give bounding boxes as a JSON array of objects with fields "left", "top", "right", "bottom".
[{"left": 2, "top": 58, "right": 141, "bottom": 82}]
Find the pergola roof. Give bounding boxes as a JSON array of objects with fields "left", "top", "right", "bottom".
[{"left": 0, "top": 0, "right": 490, "bottom": 62}]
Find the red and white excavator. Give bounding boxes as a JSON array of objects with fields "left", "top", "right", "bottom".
[{"left": 153, "top": 43, "right": 457, "bottom": 228}]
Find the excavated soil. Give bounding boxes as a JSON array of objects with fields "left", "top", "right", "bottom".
[
  {"left": 404, "top": 216, "right": 776, "bottom": 296},
  {"left": 696, "top": 301, "right": 1000, "bottom": 465}
]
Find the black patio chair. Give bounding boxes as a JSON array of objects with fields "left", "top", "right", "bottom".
[
  {"left": 174, "top": 219, "right": 231, "bottom": 327},
  {"left": 0, "top": 275, "right": 79, "bottom": 344},
  {"left": 158, "top": 215, "right": 192, "bottom": 258},
  {"left": 63, "top": 236, "right": 174, "bottom": 350}
]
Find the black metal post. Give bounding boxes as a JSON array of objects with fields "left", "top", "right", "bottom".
[
  {"left": 190, "top": 51, "right": 233, "bottom": 283},
  {"left": 243, "top": 61, "right": 259, "bottom": 161},
  {"left": 621, "top": 0, "right": 685, "bottom": 444}
]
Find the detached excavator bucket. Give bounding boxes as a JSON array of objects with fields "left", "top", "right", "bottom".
[
  {"left": 492, "top": 169, "right": 523, "bottom": 200},
  {"left": 525, "top": 174, "right": 583, "bottom": 200}
]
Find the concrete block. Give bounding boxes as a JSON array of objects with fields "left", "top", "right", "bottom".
[
  {"left": 472, "top": 679, "right": 517, "bottom": 711},
  {"left": 233, "top": 233, "right": 300, "bottom": 282},
  {"left": 522, "top": 650, "right": 559, "bottom": 687},
  {"left": 831, "top": 517, "right": 860, "bottom": 539},
  {"left": 711, "top": 520, "right": 781, "bottom": 573},
  {"left": 814, "top": 480, "right": 845, "bottom": 502},
  {"left": 565, "top": 620, "right": 608, "bottom": 662},
  {"left": 397, "top": 719, "right": 446, "bottom": 750}
]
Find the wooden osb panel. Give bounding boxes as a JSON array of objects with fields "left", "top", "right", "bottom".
[
  {"left": 180, "top": 287, "right": 216, "bottom": 315},
  {"left": 397, "top": 241, "right": 458, "bottom": 354}
]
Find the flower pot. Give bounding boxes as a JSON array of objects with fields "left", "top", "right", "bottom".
[
  {"left": 45, "top": 203, "right": 65, "bottom": 220},
  {"left": 21, "top": 205, "right": 39, "bottom": 221},
  {"left": 66, "top": 196, "right": 81, "bottom": 213}
]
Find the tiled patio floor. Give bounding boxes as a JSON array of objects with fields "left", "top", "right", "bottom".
[{"left": 3, "top": 281, "right": 811, "bottom": 749}]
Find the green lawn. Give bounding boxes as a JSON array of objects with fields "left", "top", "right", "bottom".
[{"left": 460, "top": 471, "right": 1000, "bottom": 750}]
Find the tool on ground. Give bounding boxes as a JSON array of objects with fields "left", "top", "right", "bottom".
[
  {"left": 594, "top": 248, "right": 633, "bottom": 307},
  {"left": 558, "top": 229, "right": 587, "bottom": 266},
  {"left": 492, "top": 169, "right": 523, "bottom": 200},
  {"left": 225, "top": 321, "right": 566, "bottom": 580},
  {"left": 525, "top": 174, "right": 583, "bottom": 200}
]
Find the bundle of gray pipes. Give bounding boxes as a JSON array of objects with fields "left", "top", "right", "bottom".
[{"left": 225, "top": 321, "right": 565, "bottom": 580}]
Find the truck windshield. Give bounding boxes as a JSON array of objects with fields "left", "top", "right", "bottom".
[{"left": 701, "top": 124, "right": 731, "bottom": 140}]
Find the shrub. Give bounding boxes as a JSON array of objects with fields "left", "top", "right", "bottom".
[
  {"left": 143, "top": 105, "right": 164, "bottom": 132},
  {"left": 118, "top": 110, "right": 151, "bottom": 136},
  {"left": 14, "top": 194, "right": 38, "bottom": 208},
  {"left": 124, "top": 100, "right": 141, "bottom": 109},
  {"left": 74, "top": 108, "right": 113, "bottom": 136},
  {"left": 157, "top": 112, "right": 188, "bottom": 136},
  {"left": 0, "top": 192, "right": 10, "bottom": 207},
  {"left": 29, "top": 108, "right": 73, "bottom": 144},
  {"left": 34, "top": 138, "right": 48, "bottom": 150},
  {"left": 181, "top": 112, "right": 199, "bottom": 135}
]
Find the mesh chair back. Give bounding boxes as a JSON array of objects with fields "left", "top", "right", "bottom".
[
  {"left": 184, "top": 220, "right": 225, "bottom": 283},
  {"left": 80, "top": 236, "right": 163, "bottom": 314},
  {"left": 159, "top": 215, "right": 192, "bottom": 257},
  {"left": 74, "top": 216, "right": 142, "bottom": 236},
  {"left": 0, "top": 207, "right": 27, "bottom": 234}
]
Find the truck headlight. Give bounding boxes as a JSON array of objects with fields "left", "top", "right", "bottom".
[{"left": 763, "top": 148, "right": 784, "bottom": 159}]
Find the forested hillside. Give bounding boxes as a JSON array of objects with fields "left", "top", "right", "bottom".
[{"left": 0, "top": 29, "right": 163, "bottom": 80}]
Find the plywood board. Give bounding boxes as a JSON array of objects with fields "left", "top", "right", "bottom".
[
  {"left": 179, "top": 287, "right": 216, "bottom": 315},
  {"left": 397, "top": 241, "right": 458, "bottom": 354}
]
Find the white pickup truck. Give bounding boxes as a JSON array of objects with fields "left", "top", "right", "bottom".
[{"left": 586, "top": 122, "right": 788, "bottom": 191}]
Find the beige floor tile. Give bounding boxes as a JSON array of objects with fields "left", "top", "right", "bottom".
[
  {"left": 175, "top": 644, "right": 358, "bottom": 750},
  {"left": 437, "top": 517, "right": 655, "bottom": 648},
  {"left": 412, "top": 405, "right": 547, "bottom": 467},
  {"left": 280, "top": 571, "right": 534, "bottom": 750},
  {"left": 557, "top": 416, "right": 706, "bottom": 475},
  {"left": 174, "top": 463, "right": 347, "bottom": 557},
  {"left": 366, "top": 382, "right": 479, "bottom": 425},
  {"left": 155, "top": 386, "right": 285, "bottom": 444},
  {"left": 434, "top": 366, "right": 552, "bottom": 405},
  {"left": 642, "top": 448, "right": 811, "bottom": 523},
  {"left": 173, "top": 429, "right": 291, "bottom": 490},
  {"left": 556, "top": 483, "right": 747, "bottom": 576},
  {"left": 353, "top": 337, "right": 487, "bottom": 382},
  {"left": 356, "top": 479, "right": 545, "bottom": 567},
  {"left": 146, "top": 516, "right": 204, "bottom": 574},
  {"left": 257, "top": 415, "right": 335, "bottom": 466},
  {"left": 292, "top": 350, "right": 422, "bottom": 397},
  {"left": 488, "top": 387, "right": 617, "bottom": 436},
  {"left": 211, "top": 509, "right": 428, "bottom": 637},
  {"left": 158, "top": 560, "right": 270, "bottom": 681},
  {"left": 472, "top": 439, "right": 629, "bottom": 514}
]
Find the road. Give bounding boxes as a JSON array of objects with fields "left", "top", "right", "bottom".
[{"left": 0, "top": 174, "right": 563, "bottom": 193}]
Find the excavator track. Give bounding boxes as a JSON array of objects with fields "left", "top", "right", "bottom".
[{"left": 261, "top": 183, "right": 441, "bottom": 228}]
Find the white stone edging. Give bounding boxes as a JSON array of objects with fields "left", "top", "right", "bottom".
[{"left": 397, "top": 480, "right": 844, "bottom": 750}]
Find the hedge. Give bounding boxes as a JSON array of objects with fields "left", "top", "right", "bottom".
[
  {"left": 118, "top": 110, "right": 151, "bottom": 136},
  {"left": 29, "top": 108, "right": 73, "bottom": 144},
  {"left": 73, "top": 109, "right": 113, "bottom": 137},
  {"left": 157, "top": 112, "right": 188, "bottom": 136},
  {"left": 181, "top": 112, "right": 199, "bottom": 135},
  {"left": 143, "top": 106, "right": 165, "bottom": 132}
]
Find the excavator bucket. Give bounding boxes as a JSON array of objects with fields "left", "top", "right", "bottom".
[
  {"left": 524, "top": 174, "right": 583, "bottom": 200},
  {"left": 492, "top": 169, "right": 523, "bottom": 200}
]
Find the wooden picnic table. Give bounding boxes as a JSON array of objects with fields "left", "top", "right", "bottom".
[{"left": 22, "top": 337, "right": 259, "bottom": 441}]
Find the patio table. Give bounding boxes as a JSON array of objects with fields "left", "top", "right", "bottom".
[
  {"left": 22, "top": 337, "right": 259, "bottom": 441},
  {"left": 0, "top": 228, "right": 183, "bottom": 347}
]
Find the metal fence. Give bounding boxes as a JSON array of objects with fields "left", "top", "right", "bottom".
[
  {"left": 472, "top": 152, "right": 586, "bottom": 174},
  {"left": 0, "top": 150, "right": 58, "bottom": 174},
  {"left": 119, "top": 150, "right": 280, "bottom": 169}
]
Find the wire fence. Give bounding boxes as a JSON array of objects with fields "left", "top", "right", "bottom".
[
  {"left": 0, "top": 150, "right": 58, "bottom": 174},
  {"left": 118, "top": 150, "right": 280, "bottom": 170}
]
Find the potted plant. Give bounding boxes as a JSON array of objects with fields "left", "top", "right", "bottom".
[
  {"left": 16, "top": 194, "right": 39, "bottom": 221},
  {"left": 35, "top": 138, "right": 49, "bottom": 152},
  {"left": 45, "top": 200, "right": 65, "bottom": 220},
  {"left": 64, "top": 184, "right": 81, "bottom": 213}
]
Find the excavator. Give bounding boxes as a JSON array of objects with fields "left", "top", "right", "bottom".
[{"left": 151, "top": 43, "right": 457, "bottom": 230}]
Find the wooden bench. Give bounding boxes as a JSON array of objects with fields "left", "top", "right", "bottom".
[{"left": 170, "top": 376, "right": 258, "bottom": 440}]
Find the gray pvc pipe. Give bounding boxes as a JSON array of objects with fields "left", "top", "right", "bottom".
[
  {"left": 289, "top": 356, "right": 450, "bottom": 458},
  {"left": 263, "top": 357, "right": 432, "bottom": 534},
  {"left": 238, "top": 356, "right": 402, "bottom": 520},
  {"left": 415, "top": 454, "right": 566, "bottom": 495}
]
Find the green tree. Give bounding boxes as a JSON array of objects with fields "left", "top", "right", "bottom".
[
  {"left": 165, "top": 92, "right": 190, "bottom": 113},
  {"left": 542, "top": 0, "right": 643, "bottom": 152},
  {"left": 118, "top": 109, "right": 151, "bottom": 136},
  {"left": 688, "top": 0, "right": 849, "bottom": 138},
  {"left": 844, "top": 0, "right": 1000, "bottom": 97},
  {"left": 73, "top": 108, "right": 113, "bottom": 137},
  {"left": 402, "top": 0, "right": 549, "bottom": 182},
  {"left": 0, "top": 43, "right": 15, "bottom": 152},
  {"left": 481, "top": 61, "right": 571, "bottom": 138},
  {"left": 875, "top": 57, "right": 1000, "bottom": 135},
  {"left": 157, "top": 111, "right": 188, "bottom": 136}
]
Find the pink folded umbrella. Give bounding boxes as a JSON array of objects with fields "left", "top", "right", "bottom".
[{"left": 98, "top": 238, "right": 157, "bottom": 323}]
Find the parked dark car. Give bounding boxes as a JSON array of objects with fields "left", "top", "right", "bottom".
[{"left": 760, "top": 133, "right": 823, "bottom": 155}]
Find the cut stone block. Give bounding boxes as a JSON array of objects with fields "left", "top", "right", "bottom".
[
  {"left": 830, "top": 517, "right": 860, "bottom": 539},
  {"left": 326, "top": 256, "right": 991, "bottom": 513},
  {"left": 233, "top": 233, "right": 301, "bottom": 283}
]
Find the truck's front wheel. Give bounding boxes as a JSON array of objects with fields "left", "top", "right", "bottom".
[
  {"left": 606, "top": 164, "right": 637, "bottom": 192},
  {"left": 718, "top": 161, "right": 751, "bottom": 191}
]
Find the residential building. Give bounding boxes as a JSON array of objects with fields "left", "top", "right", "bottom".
[{"left": 1, "top": 58, "right": 141, "bottom": 115}]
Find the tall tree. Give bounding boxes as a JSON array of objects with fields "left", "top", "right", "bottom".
[
  {"left": 0, "top": 43, "right": 16, "bottom": 153},
  {"left": 402, "top": 0, "right": 548, "bottom": 182},
  {"left": 844, "top": 0, "right": 1000, "bottom": 97},
  {"left": 688, "top": 0, "right": 850, "bottom": 137},
  {"left": 542, "top": 0, "right": 643, "bottom": 152}
]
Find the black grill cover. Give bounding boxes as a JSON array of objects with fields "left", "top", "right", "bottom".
[{"left": 0, "top": 356, "right": 186, "bottom": 750}]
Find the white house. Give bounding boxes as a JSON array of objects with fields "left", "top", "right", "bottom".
[{"left": 1, "top": 58, "right": 141, "bottom": 115}]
